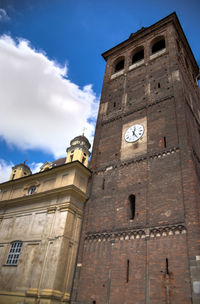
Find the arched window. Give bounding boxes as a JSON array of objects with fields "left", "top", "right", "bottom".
[
  {"left": 6, "top": 241, "right": 23, "bottom": 265},
  {"left": 132, "top": 47, "right": 144, "bottom": 64},
  {"left": 28, "top": 185, "right": 36, "bottom": 195},
  {"left": 129, "top": 194, "right": 135, "bottom": 220},
  {"left": 152, "top": 36, "right": 166, "bottom": 54},
  {"left": 114, "top": 57, "right": 125, "bottom": 73}
]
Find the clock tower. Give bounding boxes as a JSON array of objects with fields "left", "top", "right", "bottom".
[{"left": 71, "top": 13, "right": 200, "bottom": 304}]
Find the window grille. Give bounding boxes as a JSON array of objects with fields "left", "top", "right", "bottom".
[{"left": 6, "top": 241, "right": 22, "bottom": 265}]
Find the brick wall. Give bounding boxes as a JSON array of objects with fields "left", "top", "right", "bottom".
[{"left": 71, "top": 13, "right": 200, "bottom": 304}]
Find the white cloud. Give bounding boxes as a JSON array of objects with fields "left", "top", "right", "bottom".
[
  {"left": 0, "top": 159, "right": 13, "bottom": 183},
  {"left": 0, "top": 9, "right": 9, "bottom": 22},
  {"left": 0, "top": 160, "right": 48, "bottom": 183},
  {"left": 30, "top": 162, "right": 43, "bottom": 174},
  {"left": 0, "top": 35, "right": 99, "bottom": 158}
]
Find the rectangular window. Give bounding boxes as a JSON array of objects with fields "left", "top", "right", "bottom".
[
  {"left": 164, "top": 136, "right": 167, "bottom": 148},
  {"left": 166, "top": 258, "right": 169, "bottom": 274},
  {"left": 6, "top": 241, "right": 22, "bottom": 266},
  {"left": 126, "top": 259, "right": 130, "bottom": 282}
]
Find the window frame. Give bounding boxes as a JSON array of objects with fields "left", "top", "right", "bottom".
[
  {"left": 28, "top": 185, "right": 36, "bottom": 195},
  {"left": 114, "top": 58, "right": 125, "bottom": 73},
  {"left": 112, "top": 56, "right": 125, "bottom": 75},
  {"left": 129, "top": 194, "right": 136, "bottom": 220},
  {"left": 151, "top": 36, "right": 166, "bottom": 55},
  {"left": 131, "top": 47, "right": 144, "bottom": 65},
  {"left": 5, "top": 241, "right": 23, "bottom": 266}
]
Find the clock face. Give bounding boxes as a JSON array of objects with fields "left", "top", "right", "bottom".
[{"left": 124, "top": 124, "right": 144, "bottom": 143}]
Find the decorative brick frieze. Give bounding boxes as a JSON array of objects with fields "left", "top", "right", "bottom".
[
  {"left": 85, "top": 223, "right": 186, "bottom": 242},
  {"left": 93, "top": 146, "right": 180, "bottom": 174}
]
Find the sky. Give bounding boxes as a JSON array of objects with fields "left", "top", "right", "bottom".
[{"left": 0, "top": 0, "right": 199, "bottom": 182}]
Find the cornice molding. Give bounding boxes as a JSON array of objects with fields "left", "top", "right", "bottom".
[
  {"left": 0, "top": 160, "right": 91, "bottom": 188},
  {"left": 0, "top": 184, "right": 88, "bottom": 209}
]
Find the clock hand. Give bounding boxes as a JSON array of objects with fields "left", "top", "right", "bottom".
[{"left": 132, "top": 126, "right": 136, "bottom": 136}]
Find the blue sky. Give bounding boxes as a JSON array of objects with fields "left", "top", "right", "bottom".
[{"left": 0, "top": 0, "right": 199, "bottom": 181}]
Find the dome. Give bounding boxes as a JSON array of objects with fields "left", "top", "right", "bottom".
[
  {"left": 70, "top": 135, "right": 91, "bottom": 149},
  {"left": 12, "top": 163, "right": 32, "bottom": 173}
]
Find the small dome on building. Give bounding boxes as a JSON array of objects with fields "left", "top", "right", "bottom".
[
  {"left": 66, "top": 135, "right": 91, "bottom": 167},
  {"left": 10, "top": 163, "right": 32, "bottom": 181},
  {"left": 70, "top": 135, "right": 91, "bottom": 150}
]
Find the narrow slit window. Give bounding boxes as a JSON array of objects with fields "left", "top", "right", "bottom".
[
  {"left": 126, "top": 259, "right": 130, "bottom": 283},
  {"left": 164, "top": 136, "right": 167, "bottom": 148},
  {"left": 158, "top": 82, "right": 161, "bottom": 88},
  {"left": 113, "top": 102, "right": 116, "bottom": 107},
  {"left": 166, "top": 258, "right": 169, "bottom": 274},
  {"left": 92, "top": 301, "right": 96, "bottom": 304},
  {"left": 129, "top": 194, "right": 136, "bottom": 220},
  {"left": 70, "top": 155, "right": 73, "bottom": 162},
  {"left": 82, "top": 157, "right": 86, "bottom": 164},
  {"left": 102, "top": 178, "right": 105, "bottom": 190}
]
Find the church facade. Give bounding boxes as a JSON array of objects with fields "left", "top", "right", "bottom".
[
  {"left": 71, "top": 12, "right": 200, "bottom": 304},
  {"left": 0, "top": 136, "right": 91, "bottom": 304}
]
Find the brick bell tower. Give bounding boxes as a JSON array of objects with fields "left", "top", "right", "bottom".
[{"left": 71, "top": 13, "right": 200, "bottom": 304}]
